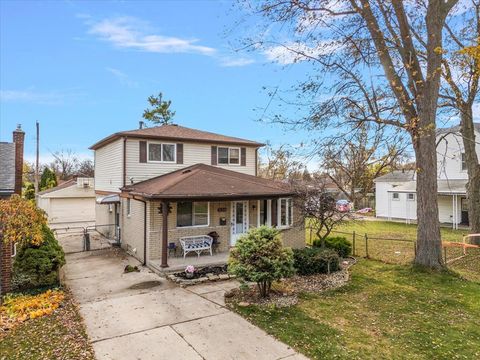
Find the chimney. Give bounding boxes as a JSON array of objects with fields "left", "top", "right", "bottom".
[
  {"left": 12, "top": 124, "right": 25, "bottom": 196},
  {"left": 139, "top": 121, "right": 144, "bottom": 129}
]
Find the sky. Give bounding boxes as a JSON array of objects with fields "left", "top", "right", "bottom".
[{"left": 0, "top": 0, "right": 315, "bottom": 166}]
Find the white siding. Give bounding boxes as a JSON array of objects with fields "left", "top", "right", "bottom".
[
  {"left": 125, "top": 139, "right": 257, "bottom": 184},
  {"left": 375, "top": 182, "right": 416, "bottom": 219},
  {"left": 436, "top": 131, "right": 480, "bottom": 180},
  {"left": 94, "top": 138, "right": 123, "bottom": 193}
]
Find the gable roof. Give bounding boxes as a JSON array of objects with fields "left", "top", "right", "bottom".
[
  {"left": 374, "top": 170, "right": 416, "bottom": 183},
  {"left": 0, "top": 142, "right": 15, "bottom": 196},
  {"left": 121, "top": 163, "right": 293, "bottom": 200},
  {"left": 37, "top": 179, "right": 76, "bottom": 196},
  {"left": 90, "top": 124, "right": 264, "bottom": 150}
]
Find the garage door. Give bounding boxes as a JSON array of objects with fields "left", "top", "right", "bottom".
[{"left": 49, "top": 198, "right": 95, "bottom": 224}]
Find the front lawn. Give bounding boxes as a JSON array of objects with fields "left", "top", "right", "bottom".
[
  {"left": 306, "top": 220, "right": 480, "bottom": 282},
  {"left": 0, "top": 289, "right": 94, "bottom": 360},
  {"left": 234, "top": 260, "right": 480, "bottom": 359}
]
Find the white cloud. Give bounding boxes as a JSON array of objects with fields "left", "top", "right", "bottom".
[
  {"left": 105, "top": 67, "right": 138, "bottom": 87},
  {"left": 263, "top": 41, "right": 340, "bottom": 65},
  {"left": 0, "top": 89, "right": 79, "bottom": 105},
  {"left": 87, "top": 16, "right": 216, "bottom": 56},
  {"left": 219, "top": 56, "right": 255, "bottom": 67}
]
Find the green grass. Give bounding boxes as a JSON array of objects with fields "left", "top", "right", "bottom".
[
  {"left": 306, "top": 220, "right": 480, "bottom": 282},
  {"left": 234, "top": 260, "right": 480, "bottom": 360},
  {"left": 0, "top": 290, "right": 95, "bottom": 360}
]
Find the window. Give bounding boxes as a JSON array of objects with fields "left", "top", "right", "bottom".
[
  {"left": 258, "top": 199, "right": 271, "bottom": 226},
  {"left": 148, "top": 142, "right": 176, "bottom": 162},
  {"left": 127, "top": 198, "right": 131, "bottom": 217},
  {"left": 218, "top": 147, "right": 240, "bottom": 165},
  {"left": 407, "top": 193, "right": 415, "bottom": 201},
  {"left": 176, "top": 202, "right": 209, "bottom": 227},
  {"left": 278, "top": 198, "right": 293, "bottom": 227},
  {"left": 461, "top": 153, "right": 467, "bottom": 171},
  {"left": 392, "top": 192, "right": 400, "bottom": 201}
]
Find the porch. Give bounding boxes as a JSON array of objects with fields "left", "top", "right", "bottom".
[{"left": 149, "top": 251, "right": 230, "bottom": 273}]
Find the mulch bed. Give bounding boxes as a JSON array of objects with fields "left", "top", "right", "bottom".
[
  {"left": 225, "top": 257, "right": 357, "bottom": 308},
  {"left": 173, "top": 265, "right": 228, "bottom": 279}
]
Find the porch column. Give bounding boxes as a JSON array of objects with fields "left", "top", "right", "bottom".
[{"left": 161, "top": 201, "right": 169, "bottom": 268}]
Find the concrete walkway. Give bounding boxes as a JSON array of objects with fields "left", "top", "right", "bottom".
[{"left": 64, "top": 248, "right": 308, "bottom": 360}]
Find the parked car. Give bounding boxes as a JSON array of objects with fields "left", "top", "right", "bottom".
[{"left": 336, "top": 199, "right": 352, "bottom": 212}]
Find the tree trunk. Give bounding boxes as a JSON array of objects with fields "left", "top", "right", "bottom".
[{"left": 461, "top": 106, "right": 480, "bottom": 244}]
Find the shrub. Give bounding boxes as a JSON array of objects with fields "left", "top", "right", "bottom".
[
  {"left": 12, "top": 225, "right": 65, "bottom": 290},
  {"left": 228, "top": 226, "right": 295, "bottom": 298},
  {"left": 293, "top": 247, "right": 340, "bottom": 276},
  {"left": 313, "top": 236, "right": 352, "bottom": 258}
]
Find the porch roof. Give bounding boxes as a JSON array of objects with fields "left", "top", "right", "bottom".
[
  {"left": 387, "top": 179, "right": 467, "bottom": 195},
  {"left": 121, "top": 163, "right": 294, "bottom": 200}
]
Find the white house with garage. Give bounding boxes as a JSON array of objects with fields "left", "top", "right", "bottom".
[
  {"left": 374, "top": 123, "right": 480, "bottom": 228},
  {"left": 36, "top": 177, "right": 96, "bottom": 228}
]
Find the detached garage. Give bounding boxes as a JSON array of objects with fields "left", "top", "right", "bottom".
[{"left": 37, "top": 177, "right": 96, "bottom": 228}]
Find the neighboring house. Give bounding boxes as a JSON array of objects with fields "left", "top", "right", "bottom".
[
  {"left": 0, "top": 125, "right": 24, "bottom": 295},
  {"left": 36, "top": 177, "right": 96, "bottom": 228},
  {"left": 90, "top": 124, "right": 304, "bottom": 268},
  {"left": 374, "top": 123, "right": 480, "bottom": 228}
]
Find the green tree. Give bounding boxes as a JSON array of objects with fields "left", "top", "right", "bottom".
[
  {"left": 39, "top": 167, "right": 57, "bottom": 191},
  {"left": 228, "top": 226, "right": 295, "bottom": 298},
  {"left": 142, "top": 92, "right": 176, "bottom": 125}
]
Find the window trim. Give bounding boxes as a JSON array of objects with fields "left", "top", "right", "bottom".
[
  {"left": 147, "top": 141, "right": 177, "bottom": 163},
  {"left": 176, "top": 201, "right": 210, "bottom": 228},
  {"left": 217, "top": 146, "right": 241, "bottom": 166},
  {"left": 407, "top": 193, "right": 415, "bottom": 201},
  {"left": 277, "top": 197, "right": 293, "bottom": 228},
  {"left": 392, "top": 192, "right": 400, "bottom": 201},
  {"left": 127, "top": 198, "right": 131, "bottom": 217}
]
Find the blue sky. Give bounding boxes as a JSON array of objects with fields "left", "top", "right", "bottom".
[{"left": 0, "top": 0, "right": 315, "bottom": 165}]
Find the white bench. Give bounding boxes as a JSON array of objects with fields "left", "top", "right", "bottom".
[{"left": 179, "top": 235, "right": 213, "bottom": 258}]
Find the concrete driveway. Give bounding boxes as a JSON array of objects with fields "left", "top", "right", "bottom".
[{"left": 64, "top": 248, "right": 308, "bottom": 360}]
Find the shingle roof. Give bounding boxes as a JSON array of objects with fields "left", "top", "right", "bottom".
[
  {"left": 90, "top": 124, "right": 264, "bottom": 150},
  {"left": 121, "top": 163, "right": 293, "bottom": 200},
  {"left": 37, "top": 179, "right": 76, "bottom": 196},
  {"left": 387, "top": 179, "right": 467, "bottom": 195},
  {"left": 436, "top": 122, "right": 480, "bottom": 135},
  {"left": 374, "top": 170, "right": 416, "bottom": 183},
  {"left": 0, "top": 142, "right": 15, "bottom": 195}
]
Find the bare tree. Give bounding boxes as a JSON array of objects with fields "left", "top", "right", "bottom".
[
  {"left": 50, "top": 149, "right": 79, "bottom": 180},
  {"left": 293, "top": 177, "right": 351, "bottom": 247},
  {"left": 258, "top": 144, "right": 306, "bottom": 180},
  {"left": 322, "top": 123, "right": 407, "bottom": 208},
  {"left": 76, "top": 159, "right": 95, "bottom": 177},
  {"left": 439, "top": 0, "right": 480, "bottom": 237},
  {"left": 241, "top": 0, "right": 458, "bottom": 269}
]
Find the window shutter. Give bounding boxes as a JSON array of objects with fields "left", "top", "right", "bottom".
[
  {"left": 271, "top": 199, "right": 278, "bottom": 227},
  {"left": 139, "top": 141, "right": 147, "bottom": 163},
  {"left": 176, "top": 143, "right": 183, "bottom": 164},
  {"left": 241, "top": 147, "right": 246, "bottom": 166},
  {"left": 211, "top": 146, "right": 217, "bottom": 165}
]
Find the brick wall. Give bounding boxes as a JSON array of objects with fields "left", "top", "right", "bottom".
[
  {"left": 12, "top": 125, "right": 24, "bottom": 196},
  {"left": 0, "top": 233, "right": 12, "bottom": 295}
]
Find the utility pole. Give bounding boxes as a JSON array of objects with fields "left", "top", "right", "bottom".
[{"left": 34, "top": 121, "right": 39, "bottom": 193}]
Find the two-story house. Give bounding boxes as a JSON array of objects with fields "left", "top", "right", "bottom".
[
  {"left": 374, "top": 123, "right": 480, "bottom": 228},
  {"left": 90, "top": 124, "right": 304, "bottom": 269}
]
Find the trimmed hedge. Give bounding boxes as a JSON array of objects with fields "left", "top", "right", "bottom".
[
  {"left": 293, "top": 247, "right": 340, "bottom": 276},
  {"left": 313, "top": 236, "right": 352, "bottom": 258},
  {"left": 12, "top": 225, "right": 65, "bottom": 290}
]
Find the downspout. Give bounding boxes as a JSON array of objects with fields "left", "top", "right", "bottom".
[
  {"left": 133, "top": 196, "right": 148, "bottom": 266},
  {"left": 122, "top": 136, "right": 127, "bottom": 187}
]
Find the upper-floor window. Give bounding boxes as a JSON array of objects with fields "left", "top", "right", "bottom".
[
  {"left": 177, "top": 201, "right": 209, "bottom": 227},
  {"left": 461, "top": 153, "right": 467, "bottom": 171},
  {"left": 392, "top": 192, "right": 400, "bottom": 201},
  {"left": 278, "top": 198, "right": 293, "bottom": 227},
  {"left": 148, "top": 142, "right": 176, "bottom": 163},
  {"left": 218, "top": 147, "right": 240, "bottom": 165}
]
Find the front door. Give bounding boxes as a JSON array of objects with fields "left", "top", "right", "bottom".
[{"left": 231, "top": 201, "right": 249, "bottom": 246}]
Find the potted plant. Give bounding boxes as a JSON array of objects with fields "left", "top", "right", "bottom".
[{"left": 185, "top": 265, "right": 195, "bottom": 279}]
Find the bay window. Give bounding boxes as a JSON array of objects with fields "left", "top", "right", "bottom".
[
  {"left": 177, "top": 201, "right": 209, "bottom": 227},
  {"left": 278, "top": 198, "right": 293, "bottom": 227}
]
